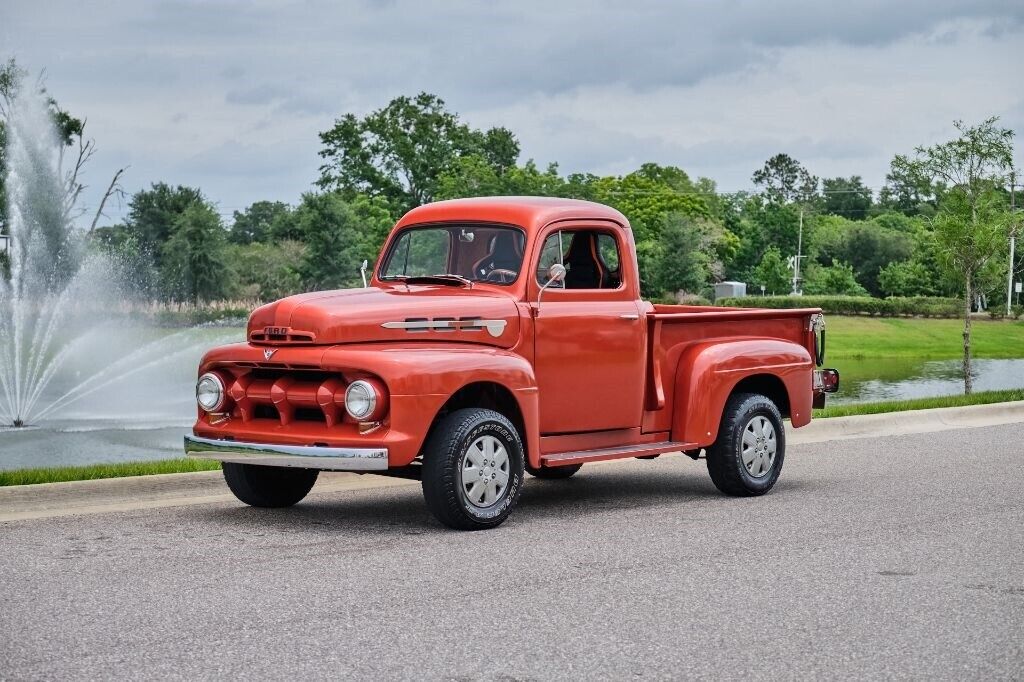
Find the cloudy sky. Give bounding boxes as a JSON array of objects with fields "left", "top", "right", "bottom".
[{"left": 3, "top": 0, "right": 1023, "bottom": 225}]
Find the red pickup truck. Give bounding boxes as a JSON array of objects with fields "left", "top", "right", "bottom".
[{"left": 186, "top": 197, "right": 838, "bottom": 529}]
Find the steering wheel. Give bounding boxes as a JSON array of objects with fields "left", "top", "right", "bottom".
[{"left": 485, "top": 268, "right": 518, "bottom": 284}]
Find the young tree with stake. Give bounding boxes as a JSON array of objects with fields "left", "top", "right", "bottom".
[{"left": 891, "top": 118, "right": 1015, "bottom": 394}]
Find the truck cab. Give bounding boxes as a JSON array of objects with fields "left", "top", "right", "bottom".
[{"left": 186, "top": 197, "right": 838, "bottom": 529}]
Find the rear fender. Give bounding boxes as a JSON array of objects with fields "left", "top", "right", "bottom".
[{"left": 671, "top": 339, "right": 813, "bottom": 447}]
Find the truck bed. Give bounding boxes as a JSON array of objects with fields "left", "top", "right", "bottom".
[{"left": 642, "top": 304, "right": 823, "bottom": 435}]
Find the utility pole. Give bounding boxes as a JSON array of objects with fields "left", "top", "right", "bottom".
[
  {"left": 1007, "top": 169, "right": 1015, "bottom": 319},
  {"left": 791, "top": 209, "right": 804, "bottom": 296}
]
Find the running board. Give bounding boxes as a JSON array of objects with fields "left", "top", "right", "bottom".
[{"left": 541, "top": 441, "right": 696, "bottom": 467}]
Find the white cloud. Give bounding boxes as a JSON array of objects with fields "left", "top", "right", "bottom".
[{"left": 1, "top": 1, "right": 1021, "bottom": 224}]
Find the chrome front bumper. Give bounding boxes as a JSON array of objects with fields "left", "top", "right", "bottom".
[{"left": 184, "top": 435, "right": 389, "bottom": 471}]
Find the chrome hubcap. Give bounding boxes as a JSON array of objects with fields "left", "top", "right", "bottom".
[
  {"left": 461, "top": 435, "right": 511, "bottom": 508},
  {"left": 741, "top": 415, "right": 777, "bottom": 478}
]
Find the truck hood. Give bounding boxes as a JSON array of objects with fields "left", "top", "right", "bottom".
[{"left": 247, "top": 285, "right": 522, "bottom": 348}]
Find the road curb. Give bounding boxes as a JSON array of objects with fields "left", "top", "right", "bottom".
[
  {"left": 1, "top": 401, "right": 1020, "bottom": 522},
  {"left": 788, "top": 400, "right": 1024, "bottom": 444}
]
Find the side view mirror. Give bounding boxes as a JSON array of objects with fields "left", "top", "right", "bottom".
[
  {"left": 360, "top": 259, "right": 369, "bottom": 287},
  {"left": 537, "top": 263, "right": 566, "bottom": 307}
]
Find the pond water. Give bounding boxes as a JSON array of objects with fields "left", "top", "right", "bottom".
[
  {"left": 0, "top": 327, "right": 1022, "bottom": 470},
  {"left": 825, "top": 357, "right": 1024, "bottom": 405}
]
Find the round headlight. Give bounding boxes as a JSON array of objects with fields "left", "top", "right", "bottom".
[
  {"left": 196, "top": 372, "right": 226, "bottom": 412},
  {"left": 344, "top": 380, "right": 378, "bottom": 420}
]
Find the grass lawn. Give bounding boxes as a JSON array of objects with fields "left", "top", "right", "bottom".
[
  {"left": 0, "top": 458, "right": 221, "bottom": 487},
  {"left": 813, "top": 388, "right": 1023, "bottom": 418},
  {"left": 826, "top": 316, "right": 1024, "bottom": 360}
]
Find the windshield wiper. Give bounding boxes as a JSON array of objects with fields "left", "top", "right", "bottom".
[{"left": 403, "top": 273, "right": 473, "bottom": 288}]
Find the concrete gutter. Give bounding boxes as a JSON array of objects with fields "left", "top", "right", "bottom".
[{"left": 1, "top": 401, "right": 1020, "bottom": 523}]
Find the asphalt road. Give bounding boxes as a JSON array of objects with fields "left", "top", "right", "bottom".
[{"left": 1, "top": 424, "right": 1022, "bottom": 680}]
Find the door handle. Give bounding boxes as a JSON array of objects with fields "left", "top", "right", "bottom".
[{"left": 620, "top": 314, "right": 639, "bottom": 320}]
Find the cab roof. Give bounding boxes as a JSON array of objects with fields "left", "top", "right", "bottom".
[{"left": 395, "top": 196, "right": 631, "bottom": 234}]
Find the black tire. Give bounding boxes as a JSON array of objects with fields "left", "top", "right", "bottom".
[
  {"left": 222, "top": 462, "right": 319, "bottom": 508},
  {"left": 526, "top": 462, "right": 582, "bottom": 479},
  {"left": 706, "top": 392, "right": 785, "bottom": 496},
  {"left": 421, "top": 408, "right": 525, "bottom": 530}
]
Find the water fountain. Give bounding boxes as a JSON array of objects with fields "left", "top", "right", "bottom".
[{"left": 0, "top": 76, "right": 238, "bottom": 467}]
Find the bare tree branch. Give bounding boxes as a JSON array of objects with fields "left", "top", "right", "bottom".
[{"left": 89, "top": 166, "right": 128, "bottom": 233}]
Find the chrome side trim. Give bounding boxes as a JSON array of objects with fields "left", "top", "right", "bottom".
[
  {"left": 184, "top": 435, "right": 388, "bottom": 471},
  {"left": 381, "top": 318, "right": 507, "bottom": 338}
]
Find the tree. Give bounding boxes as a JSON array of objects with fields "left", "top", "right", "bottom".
[
  {"left": 891, "top": 117, "right": 1015, "bottom": 393},
  {"left": 803, "top": 261, "right": 868, "bottom": 296},
  {"left": 317, "top": 92, "right": 519, "bottom": 212},
  {"left": 229, "top": 201, "right": 292, "bottom": 244},
  {"left": 654, "top": 216, "right": 711, "bottom": 297},
  {"left": 878, "top": 159, "right": 944, "bottom": 215},
  {"left": 125, "top": 183, "right": 206, "bottom": 266},
  {"left": 161, "top": 203, "right": 230, "bottom": 303},
  {"left": 752, "top": 246, "right": 791, "bottom": 295},
  {"left": 877, "top": 260, "right": 936, "bottom": 297},
  {"left": 812, "top": 218, "right": 913, "bottom": 296},
  {"left": 293, "top": 192, "right": 392, "bottom": 290},
  {"left": 822, "top": 176, "right": 872, "bottom": 219},
  {"left": 227, "top": 240, "right": 306, "bottom": 300},
  {"left": 752, "top": 154, "right": 819, "bottom": 204}
]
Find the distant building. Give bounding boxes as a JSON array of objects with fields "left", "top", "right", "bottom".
[{"left": 714, "top": 281, "right": 746, "bottom": 301}]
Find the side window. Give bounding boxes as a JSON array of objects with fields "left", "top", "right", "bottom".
[
  {"left": 597, "top": 234, "right": 621, "bottom": 287},
  {"left": 535, "top": 231, "right": 567, "bottom": 287},
  {"left": 535, "top": 230, "right": 623, "bottom": 290}
]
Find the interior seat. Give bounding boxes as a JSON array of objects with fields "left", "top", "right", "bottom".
[
  {"left": 472, "top": 232, "right": 523, "bottom": 279},
  {"left": 563, "top": 232, "right": 609, "bottom": 289}
]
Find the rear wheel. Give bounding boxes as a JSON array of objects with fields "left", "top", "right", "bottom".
[
  {"left": 526, "top": 462, "right": 582, "bottom": 479},
  {"left": 421, "top": 408, "right": 525, "bottom": 530},
  {"left": 706, "top": 392, "right": 785, "bottom": 496},
  {"left": 222, "top": 462, "right": 319, "bottom": 507}
]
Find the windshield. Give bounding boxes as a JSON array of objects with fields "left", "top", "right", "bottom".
[{"left": 380, "top": 225, "right": 526, "bottom": 285}]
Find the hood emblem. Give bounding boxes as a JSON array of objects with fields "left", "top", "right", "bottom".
[
  {"left": 263, "top": 348, "right": 278, "bottom": 360},
  {"left": 382, "top": 317, "right": 507, "bottom": 338}
]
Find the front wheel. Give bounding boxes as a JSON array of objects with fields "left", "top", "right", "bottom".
[
  {"left": 222, "top": 462, "right": 319, "bottom": 507},
  {"left": 706, "top": 392, "right": 785, "bottom": 496},
  {"left": 421, "top": 408, "right": 525, "bottom": 530}
]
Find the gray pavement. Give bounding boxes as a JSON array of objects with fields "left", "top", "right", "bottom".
[{"left": 1, "top": 424, "right": 1022, "bottom": 680}]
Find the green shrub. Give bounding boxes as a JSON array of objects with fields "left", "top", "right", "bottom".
[{"left": 716, "top": 295, "right": 961, "bottom": 318}]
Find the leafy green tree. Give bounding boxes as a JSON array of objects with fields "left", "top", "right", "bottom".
[
  {"left": 877, "top": 260, "right": 936, "bottom": 297},
  {"left": 227, "top": 240, "right": 306, "bottom": 300},
  {"left": 822, "top": 176, "right": 872, "bottom": 220},
  {"left": 161, "top": 203, "right": 230, "bottom": 303},
  {"left": 891, "top": 117, "right": 1015, "bottom": 393},
  {"left": 654, "top": 215, "right": 712, "bottom": 297},
  {"left": 752, "top": 246, "right": 791, "bottom": 295},
  {"left": 803, "top": 261, "right": 868, "bottom": 296},
  {"left": 878, "top": 158, "right": 944, "bottom": 215},
  {"left": 812, "top": 218, "right": 913, "bottom": 296},
  {"left": 317, "top": 92, "right": 519, "bottom": 211},
  {"left": 752, "top": 154, "right": 819, "bottom": 204},
  {"left": 125, "top": 183, "right": 206, "bottom": 265},
  {"left": 293, "top": 192, "right": 391, "bottom": 290},
  {"left": 229, "top": 201, "right": 292, "bottom": 244}
]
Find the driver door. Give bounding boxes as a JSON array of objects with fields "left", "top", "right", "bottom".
[{"left": 531, "top": 226, "right": 646, "bottom": 434}]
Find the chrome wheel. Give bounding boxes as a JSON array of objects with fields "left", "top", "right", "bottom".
[
  {"left": 461, "top": 435, "right": 511, "bottom": 508},
  {"left": 741, "top": 415, "right": 777, "bottom": 478}
]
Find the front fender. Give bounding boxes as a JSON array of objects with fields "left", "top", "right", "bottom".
[
  {"left": 320, "top": 343, "right": 539, "bottom": 466},
  {"left": 671, "top": 339, "right": 813, "bottom": 447}
]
